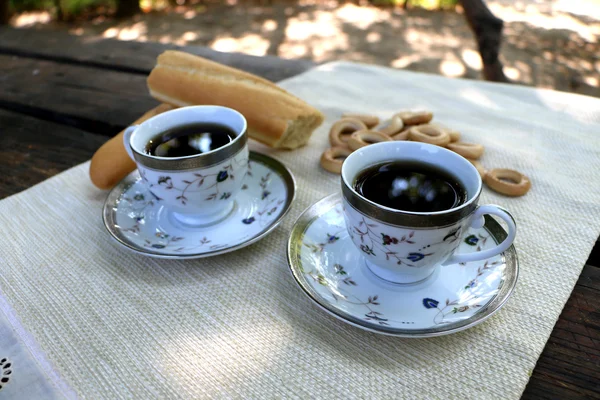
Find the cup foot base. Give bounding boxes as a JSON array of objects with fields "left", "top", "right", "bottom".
[
  {"left": 168, "top": 201, "right": 236, "bottom": 228},
  {"left": 365, "top": 259, "right": 436, "bottom": 285}
]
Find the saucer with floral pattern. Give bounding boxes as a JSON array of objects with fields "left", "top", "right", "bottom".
[
  {"left": 287, "top": 194, "right": 519, "bottom": 337},
  {"left": 103, "top": 152, "right": 295, "bottom": 259}
]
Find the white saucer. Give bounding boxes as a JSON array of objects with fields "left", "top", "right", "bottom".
[
  {"left": 287, "top": 194, "right": 519, "bottom": 337},
  {"left": 103, "top": 152, "right": 295, "bottom": 259}
]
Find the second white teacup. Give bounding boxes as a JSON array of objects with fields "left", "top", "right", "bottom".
[
  {"left": 123, "top": 106, "right": 249, "bottom": 227},
  {"left": 341, "top": 141, "right": 516, "bottom": 284}
]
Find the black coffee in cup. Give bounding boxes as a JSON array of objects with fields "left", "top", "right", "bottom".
[
  {"left": 354, "top": 161, "right": 467, "bottom": 212},
  {"left": 145, "top": 123, "right": 235, "bottom": 157}
]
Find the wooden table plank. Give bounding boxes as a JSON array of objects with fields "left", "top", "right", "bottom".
[
  {"left": 0, "top": 27, "right": 316, "bottom": 137},
  {"left": 0, "top": 108, "right": 107, "bottom": 199},
  {"left": 522, "top": 265, "right": 600, "bottom": 399},
  {"left": 0, "top": 27, "right": 316, "bottom": 82},
  {"left": 0, "top": 54, "right": 158, "bottom": 135}
]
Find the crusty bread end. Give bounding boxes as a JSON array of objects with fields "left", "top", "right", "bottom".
[{"left": 147, "top": 51, "right": 324, "bottom": 149}]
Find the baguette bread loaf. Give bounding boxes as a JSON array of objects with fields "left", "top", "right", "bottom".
[
  {"left": 147, "top": 51, "right": 324, "bottom": 149},
  {"left": 89, "top": 103, "right": 175, "bottom": 189}
]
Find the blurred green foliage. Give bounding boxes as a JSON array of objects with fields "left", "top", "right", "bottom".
[
  {"left": 10, "top": 0, "right": 114, "bottom": 15},
  {"left": 437, "top": 0, "right": 459, "bottom": 8},
  {"left": 10, "top": 0, "right": 52, "bottom": 11}
]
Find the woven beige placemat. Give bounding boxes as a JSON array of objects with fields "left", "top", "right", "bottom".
[{"left": 1, "top": 62, "right": 600, "bottom": 399}]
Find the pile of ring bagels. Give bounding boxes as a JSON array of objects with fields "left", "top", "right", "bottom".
[{"left": 321, "top": 111, "right": 531, "bottom": 197}]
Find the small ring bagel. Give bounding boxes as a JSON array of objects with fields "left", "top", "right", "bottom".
[
  {"left": 329, "top": 118, "right": 367, "bottom": 147},
  {"left": 408, "top": 124, "right": 451, "bottom": 146},
  {"left": 391, "top": 128, "right": 410, "bottom": 141},
  {"left": 374, "top": 114, "right": 404, "bottom": 136},
  {"left": 342, "top": 113, "right": 380, "bottom": 128},
  {"left": 467, "top": 159, "right": 487, "bottom": 179},
  {"left": 396, "top": 111, "right": 433, "bottom": 126},
  {"left": 447, "top": 142, "right": 485, "bottom": 159},
  {"left": 447, "top": 129, "right": 461, "bottom": 142},
  {"left": 348, "top": 129, "right": 393, "bottom": 151},
  {"left": 484, "top": 168, "right": 531, "bottom": 196},
  {"left": 320, "top": 146, "right": 353, "bottom": 174},
  {"left": 433, "top": 124, "right": 461, "bottom": 142}
]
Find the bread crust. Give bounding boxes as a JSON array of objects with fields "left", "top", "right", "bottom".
[
  {"left": 89, "top": 104, "right": 175, "bottom": 189},
  {"left": 147, "top": 51, "right": 323, "bottom": 149}
]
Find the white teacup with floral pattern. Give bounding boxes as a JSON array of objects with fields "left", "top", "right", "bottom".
[
  {"left": 123, "top": 106, "right": 249, "bottom": 227},
  {"left": 341, "top": 141, "right": 516, "bottom": 284}
]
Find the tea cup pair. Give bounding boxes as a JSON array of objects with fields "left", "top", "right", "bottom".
[{"left": 123, "top": 106, "right": 516, "bottom": 284}]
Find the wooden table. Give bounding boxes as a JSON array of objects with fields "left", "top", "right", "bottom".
[{"left": 0, "top": 27, "right": 598, "bottom": 399}]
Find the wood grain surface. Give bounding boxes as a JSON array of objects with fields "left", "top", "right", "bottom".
[
  {"left": 0, "top": 54, "right": 157, "bottom": 134},
  {"left": 0, "top": 27, "right": 597, "bottom": 399},
  {"left": 0, "top": 27, "right": 316, "bottom": 81},
  {"left": 0, "top": 108, "right": 106, "bottom": 197}
]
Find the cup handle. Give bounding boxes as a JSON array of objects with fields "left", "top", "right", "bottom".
[
  {"left": 443, "top": 205, "right": 516, "bottom": 265},
  {"left": 122, "top": 125, "right": 138, "bottom": 161}
]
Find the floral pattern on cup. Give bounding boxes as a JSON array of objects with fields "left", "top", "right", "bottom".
[
  {"left": 346, "top": 208, "right": 465, "bottom": 270},
  {"left": 464, "top": 233, "right": 489, "bottom": 251},
  {"left": 138, "top": 148, "right": 249, "bottom": 216},
  {"left": 154, "top": 166, "right": 233, "bottom": 205},
  {"left": 339, "top": 142, "right": 517, "bottom": 286}
]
